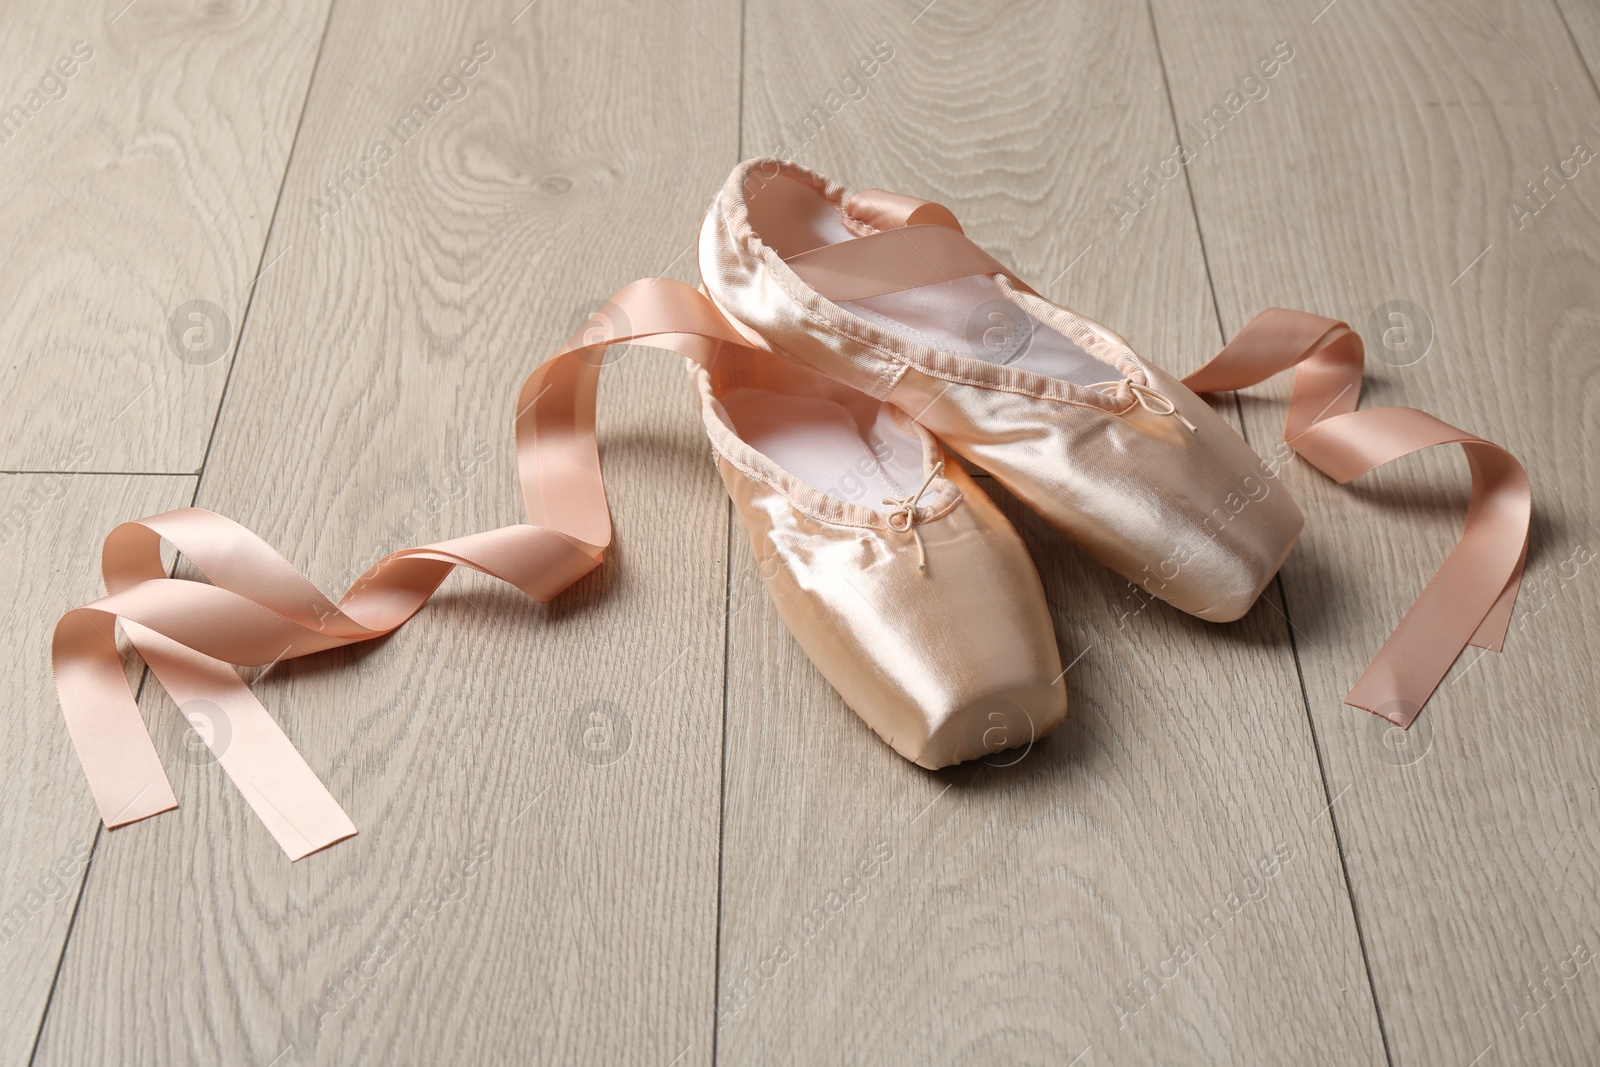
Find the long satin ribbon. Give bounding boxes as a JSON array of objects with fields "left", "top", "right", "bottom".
[
  {"left": 1183, "top": 313, "right": 1529, "bottom": 727},
  {"left": 796, "top": 190, "right": 1530, "bottom": 728},
  {"left": 51, "top": 195, "right": 1530, "bottom": 858},
  {"left": 53, "top": 278, "right": 758, "bottom": 858}
]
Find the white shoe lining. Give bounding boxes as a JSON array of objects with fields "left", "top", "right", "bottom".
[{"left": 721, "top": 391, "right": 930, "bottom": 515}]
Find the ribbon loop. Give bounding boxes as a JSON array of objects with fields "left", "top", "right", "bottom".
[
  {"left": 881, "top": 461, "right": 945, "bottom": 572},
  {"left": 52, "top": 279, "right": 764, "bottom": 858},
  {"left": 1090, "top": 379, "right": 1199, "bottom": 433},
  {"left": 1182, "top": 309, "right": 1530, "bottom": 726}
]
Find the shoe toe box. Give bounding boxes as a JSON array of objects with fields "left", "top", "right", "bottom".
[{"left": 735, "top": 471, "right": 1068, "bottom": 768}]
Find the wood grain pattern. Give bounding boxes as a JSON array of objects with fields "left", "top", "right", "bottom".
[
  {"left": 0, "top": 472, "right": 193, "bottom": 1067},
  {"left": 33, "top": 0, "right": 739, "bottom": 1062},
  {"left": 12, "top": 0, "right": 1599, "bottom": 1064},
  {"left": 717, "top": 0, "right": 1384, "bottom": 1061},
  {"left": 1148, "top": 0, "right": 1600, "bottom": 1061},
  {"left": 0, "top": 0, "right": 331, "bottom": 472}
]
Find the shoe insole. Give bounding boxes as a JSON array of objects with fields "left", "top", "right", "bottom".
[
  {"left": 720, "top": 391, "right": 930, "bottom": 515},
  {"left": 749, "top": 172, "right": 1118, "bottom": 385},
  {"left": 844, "top": 279, "right": 1118, "bottom": 385}
]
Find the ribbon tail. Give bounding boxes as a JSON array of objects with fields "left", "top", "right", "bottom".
[
  {"left": 51, "top": 278, "right": 763, "bottom": 858},
  {"left": 126, "top": 621, "right": 357, "bottom": 860},
  {"left": 1185, "top": 309, "right": 1532, "bottom": 730},
  {"left": 53, "top": 609, "right": 179, "bottom": 828},
  {"left": 1469, "top": 535, "right": 1527, "bottom": 653}
]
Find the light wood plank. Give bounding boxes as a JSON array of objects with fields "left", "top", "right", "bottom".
[
  {"left": 0, "top": 472, "right": 194, "bottom": 1066},
  {"left": 1149, "top": 0, "right": 1600, "bottom": 1061},
  {"left": 35, "top": 0, "right": 739, "bottom": 1063},
  {"left": 718, "top": 1, "right": 1385, "bottom": 1061},
  {"left": 0, "top": 0, "right": 331, "bottom": 472},
  {"left": 1552, "top": 0, "right": 1600, "bottom": 86}
]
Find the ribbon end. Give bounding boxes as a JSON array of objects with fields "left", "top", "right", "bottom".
[
  {"left": 1344, "top": 690, "right": 1424, "bottom": 729},
  {"left": 102, "top": 786, "right": 179, "bottom": 829},
  {"left": 1467, "top": 555, "right": 1525, "bottom": 653},
  {"left": 285, "top": 822, "right": 358, "bottom": 862}
]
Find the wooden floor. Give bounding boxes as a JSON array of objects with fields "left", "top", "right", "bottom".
[{"left": 3, "top": 0, "right": 1597, "bottom": 1063}]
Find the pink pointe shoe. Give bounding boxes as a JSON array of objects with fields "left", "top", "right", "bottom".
[
  {"left": 695, "top": 341, "right": 1066, "bottom": 767},
  {"left": 699, "top": 158, "right": 1305, "bottom": 621}
]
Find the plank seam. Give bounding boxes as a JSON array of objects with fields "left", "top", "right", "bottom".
[
  {"left": 1, "top": 470, "right": 207, "bottom": 477},
  {"left": 711, "top": 4, "right": 748, "bottom": 1063},
  {"left": 189, "top": 0, "right": 343, "bottom": 506},
  {"left": 1142, "top": 2, "right": 1396, "bottom": 1063},
  {"left": 1549, "top": 0, "right": 1600, "bottom": 103},
  {"left": 25, "top": 833, "right": 102, "bottom": 1067},
  {"left": 24, "top": 0, "right": 341, "bottom": 1058}
]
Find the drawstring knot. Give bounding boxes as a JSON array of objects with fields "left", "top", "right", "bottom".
[
  {"left": 883, "top": 461, "right": 944, "bottom": 573},
  {"left": 1091, "top": 379, "right": 1199, "bottom": 433}
]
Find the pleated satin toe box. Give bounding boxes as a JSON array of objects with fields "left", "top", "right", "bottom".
[{"left": 694, "top": 350, "right": 1066, "bottom": 769}]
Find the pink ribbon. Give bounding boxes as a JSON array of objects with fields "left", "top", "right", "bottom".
[
  {"left": 54, "top": 278, "right": 757, "bottom": 858},
  {"left": 1181, "top": 311, "right": 1529, "bottom": 726},
  {"left": 50, "top": 213, "right": 1530, "bottom": 858}
]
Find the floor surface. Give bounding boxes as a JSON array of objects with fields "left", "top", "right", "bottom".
[{"left": 2, "top": 0, "right": 1597, "bottom": 1063}]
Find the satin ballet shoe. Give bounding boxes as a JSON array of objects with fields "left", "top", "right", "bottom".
[
  {"left": 699, "top": 158, "right": 1304, "bottom": 621},
  {"left": 54, "top": 279, "right": 1076, "bottom": 861},
  {"left": 694, "top": 340, "right": 1066, "bottom": 768}
]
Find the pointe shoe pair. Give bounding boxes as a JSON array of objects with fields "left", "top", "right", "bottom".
[
  {"left": 55, "top": 158, "right": 1527, "bottom": 857},
  {"left": 690, "top": 156, "right": 1527, "bottom": 768},
  {"left": 679, "top": 158, "right": 1306, "bottom": 767}
]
